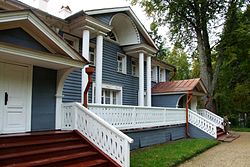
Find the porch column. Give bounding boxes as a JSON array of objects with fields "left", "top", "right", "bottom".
[
  {"left": 81, "top": 29, "right": 90, "bottom": 103},
  {"left": 146, "top": 55, "right": 151, "bottom": 106},
  {"left": 82, "top": 29, "right": 90, "bottom": 60},
  {"left": 95, "top": 34, "right": 103, "bottom": 104},
  {"left": 138, "top": 52, "right": 144, "bottom": 106}
]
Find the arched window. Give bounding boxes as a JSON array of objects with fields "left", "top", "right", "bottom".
[{"left": 106, "top": 31, "right": 117, "bottom": 41}]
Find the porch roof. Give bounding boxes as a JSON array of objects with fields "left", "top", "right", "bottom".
[
  {"left": 0, "top": 10, "right": 88, "bottom": 68},
  {"left": 152, "top": 78, "right": 208, "bottom": 96}
]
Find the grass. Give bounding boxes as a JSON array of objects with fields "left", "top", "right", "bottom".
[
  {"left": 232, "top": 127, "right": 250, "bottom": 132},
  {"left": 130, "top": 139, "right": 219, "bottom": 167}
]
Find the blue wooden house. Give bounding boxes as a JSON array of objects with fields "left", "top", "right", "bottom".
[{"left": 0, "top": 1, "right": 226, "bottom": 166}]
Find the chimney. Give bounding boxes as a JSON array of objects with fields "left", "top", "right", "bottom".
[
  {"left": 59, "top": 5, "right": 72, "bottom": 18},
  {"left": 32, "top": 0, "right": 50, "bottom": 12}
]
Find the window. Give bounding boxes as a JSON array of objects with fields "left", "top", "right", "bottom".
[
  {"left": 106, "top": 31, "right": 117, "bottom": 41},
  {"left": 160, "top": 68, "right": 166, "bottom": 82},
  {"left": 92, "top": 83, "right": 122, "bottom": 105},
  {"left": 151, "top": 66, "right": 157, "bottom": 82},
  {"left": 63, "top": 33, "right": 79, "bottom": 52},
  {"left": 131, "top": 60, "right": 139, "bottom": 77},
  {"left": 89, "top": 47, "right": 95, "bottom": 65},
  {"left": 117, "top": 53, "right": 127, "bottom": 74}
]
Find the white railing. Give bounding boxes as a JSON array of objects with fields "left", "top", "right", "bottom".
[
  {"left": 198, "top": 109, "right": 224, "bottom": 130},
  {"left": 61, "top": 102, "right": 133, "bottom": 167},
  {"left": 88, "top": 104, "right": 186, "bottom": 130},
  {"left": 188, "top": 109, "right": 217, "bottom": 138}
]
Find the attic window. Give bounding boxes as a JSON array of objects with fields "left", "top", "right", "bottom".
[{"left": 106, "top": 31, "right": 117, "bottom": 41}]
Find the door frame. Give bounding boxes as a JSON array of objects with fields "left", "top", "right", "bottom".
[{"left": 0, "top": 59, "right": 33, "bottom": 133}]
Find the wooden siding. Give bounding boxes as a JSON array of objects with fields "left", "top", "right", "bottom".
[
  {"left": 62, "top": 69, "right": 82, "bottom": 103},
  {"left": 152, "top": 94, "right": 184, "bottom": 108},
  {"left": 31, "top": 66, "right": 56, "bottom": 131},
  {"left": 124, "top": 124, "right": 185, "bottom": 150},
  {"left": 189, "top": 123, "right": 214, "bottom": 139},
  {"left": 0, "top": 28, "right": 49, "bottom": 52}
]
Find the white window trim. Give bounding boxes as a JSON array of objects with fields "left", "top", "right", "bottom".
[
  {"left": 92, "top": 83, "right": 123, "bottom": 105},
  {"left": 131, "top": 59, "right": 139, "bottom": 77},
  {"left": 89, "top": 46, "right": 96, "bottom": 66},
  {"left": 160, "top": 68, "right": 166, "bottom": 82},
  {"left": 63, "top": 33, "right": 79, "bottom": 52},
  {"left": 151, "top": 66, "right": 158, "bottom": 82},
  {"left": 117, "top": 53, "right": 127, "bottom": 74}
]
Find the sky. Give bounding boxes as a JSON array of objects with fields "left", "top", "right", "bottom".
[{"left": 19, "top": 0, "right": 153, "bottom": 31}]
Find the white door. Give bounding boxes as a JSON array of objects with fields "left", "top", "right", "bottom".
[{"left": 0, "top": 62, "right": 29, "bottom": 133}]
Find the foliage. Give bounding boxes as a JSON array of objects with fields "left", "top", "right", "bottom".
[
  {"left": 232, "top": 128, "right": 250, "bottom": 132},
  {"left": 163, "top": 43, "right": 191, "bottom": 80},
  {"left": 131, "top": 139, "right": 219, "bottom": 167},
  {"left": 215, "top": 4, "right": 250, "bottom": 126}
]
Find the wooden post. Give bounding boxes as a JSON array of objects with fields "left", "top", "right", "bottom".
[{"left": 186, "top": 92, "right": 192, "bottom": 137}]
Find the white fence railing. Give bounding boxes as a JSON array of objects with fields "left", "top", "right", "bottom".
[
  {"left": 188, "top": 109, "right": 217, "bottom": 138},
  {"left": 88, "top": 104, "right": 186, "bottom": 130},
  {"left": 198, "top": 109, "right": 224, "bottom": 130},
  {"left": 61, "top": 102, "right": 133, "bottom": 167}
]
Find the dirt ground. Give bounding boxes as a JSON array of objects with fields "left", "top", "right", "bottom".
[{"left": 178, "top": 132, "right": 250, "bottom": 167}]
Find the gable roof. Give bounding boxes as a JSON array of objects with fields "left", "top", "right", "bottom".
[
  {"left": 152, "top": 78, "right": 208, "bottom": 95},
  {"left": 85, "top": 6, "right": 158, "bottom": 50},
  {"left": 0, "top": 9, "right": 87, "bottom": 64}
]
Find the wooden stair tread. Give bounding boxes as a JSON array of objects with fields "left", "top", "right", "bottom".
[
  {"left": 5, "top": 151, "right": 99, "bottom": 167},
  {"left": 65, "top": 159, "right": 109, "bottom": 167},
  {"left": 0, "top": 143, "right": 89, "bottom": 160},
  {"left": 0, "top": 136, "right": 81, "bottom": 148}
]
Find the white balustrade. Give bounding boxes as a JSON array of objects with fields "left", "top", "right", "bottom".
[
  {"left": 88, "top": 104, "right": 186, "bottom": 130},
  {"left": 198, "top": 109, "right": 224, "bottom": 130},
  {"left": 189, "top": 109, "right": 217, "bottom": 138},
  {"left": 61, "top": 102, "right": 133, "bottom": 167}
]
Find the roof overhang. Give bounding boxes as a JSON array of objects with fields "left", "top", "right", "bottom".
[
  {"left": 0, "top": 10, "right": 88, "bottom": 65},
  {"left": 123, "top": 44, "right": 157, "bottom": 57},
  {"left": 0, "top": 42, "right": 84, "bottom": 69},
  {"left": 85, "top": 7, "right": 158, "bottom": 50}
]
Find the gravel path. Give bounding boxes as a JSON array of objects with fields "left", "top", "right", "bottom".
[{"left": 179, "top": 132, "right": 250, "bottom": 167}]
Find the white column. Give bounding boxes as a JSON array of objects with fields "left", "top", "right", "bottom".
[
  {"left": 138, "top": 52, "right": 144, "bottom": 106},
  {"left": 95, "top": 34, "right": 103, "bottom": 104},
  {"left": 146, "top": 56, "right": 151, "bottom": 106},
  {"left": 82, "top": 29, "right": 90, "bottom": 60},
  {"left": 81, "top": 29, "right": 90, "bottom": 103}
]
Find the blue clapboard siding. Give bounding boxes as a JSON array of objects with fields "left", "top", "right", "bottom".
[
  {"left": 189, "top": 124, "right": 214, "bottom": 139},
  {"left": 31, "top": 66, "right": 56, "bottom": 131},
  {"left": 62, "top": 69, "right": 82, "bottom": 103},
  {"left": 152, "top": 94, "right": 184, "bottom": 107},
  {"left": 0, "top": 28, "right": 49, "bottom": 52},
  {"left": 124, "top": 124, "right": 185, "bottom": 150}
]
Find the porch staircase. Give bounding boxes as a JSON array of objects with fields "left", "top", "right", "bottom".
[{"left": 0, "top": 130, "right": 117, "bottom": 167}]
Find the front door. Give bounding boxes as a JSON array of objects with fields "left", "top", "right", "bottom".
[{"left": 0, "top": 62, "right": 29, "bottom": 134}]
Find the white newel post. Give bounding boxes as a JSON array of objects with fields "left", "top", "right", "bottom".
[
  {"left": 146, "top": 55, "right": 151, "bottom": 106},
  {"left": 95, "top": 34, "right": 103, "bottom": 104},
  {"left": 139, "top": 52, "right": 144, "bottom": 106},
  {"left": 81, "top": 29, "right": 90, "bottom": 103}
]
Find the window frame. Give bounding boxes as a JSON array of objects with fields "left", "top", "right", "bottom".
[
  {"left": 63, "top": 33, "right": 79, "bottom": 52},
  {"left": 92, "top": 83, "right": 123, "bottom": 105},
  {"left": 131, "top": 59, "right": 139, "bottom": 77},
  {"left": 117, "top": 53, "right": 127, "bottom": 74}
]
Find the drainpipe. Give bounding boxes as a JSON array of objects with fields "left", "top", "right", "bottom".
[
  {"left": 83, "top": 66, "right": 95, "bottom": 108},
  {"left": 185, "top": 91, "right": 192, "bottom": 137}
]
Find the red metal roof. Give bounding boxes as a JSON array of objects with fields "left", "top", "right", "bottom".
[{"left": 152, "top": 78, "right": 207, "bottom": 94}]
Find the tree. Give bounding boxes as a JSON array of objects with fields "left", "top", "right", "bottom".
[{"left": 131, "top": 0, "right": 248, "bottom": 110}]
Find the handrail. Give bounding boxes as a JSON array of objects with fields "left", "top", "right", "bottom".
[
  {"left": 188, "top": 109, "right": 217, "bottom": 138},
  {"left": 198, "top": 109, "right": 224, "bottom": 130},
  {"left": 88, "top": 104, "right": 186, "bottom": 130},
  {"left": 61, "top": 102, "right": 133, "bottom": 167}
]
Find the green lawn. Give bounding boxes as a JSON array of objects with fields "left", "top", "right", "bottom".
[
  {"left": 131, "top": 139, "right": 219, "bottom": 167},
  {"left": 232, "top": 127, "right": 250, "bottom": 132}
]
